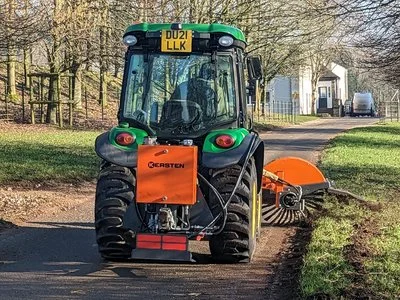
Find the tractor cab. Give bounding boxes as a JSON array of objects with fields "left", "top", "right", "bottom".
[{"left": 119, "top": 23, "right": 262, "bottom": 140}]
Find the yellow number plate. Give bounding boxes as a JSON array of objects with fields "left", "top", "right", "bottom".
[{"left": 161, "top": 30, "right": 192, "bottom": 53}]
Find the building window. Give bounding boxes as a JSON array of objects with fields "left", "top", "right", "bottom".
[{"left": 328, "top": 87, "right": 331, "bottom": 98}]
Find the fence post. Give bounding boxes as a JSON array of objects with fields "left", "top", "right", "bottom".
[
  {"left": 29, "top": 77, "right": 33, "bottom": 102},
  {"left": 385, "top": 101, "right": 388, "bottom": 121},
  {"left": 69, "top": 102, "right": 73, "bottom": 126},
  {"left": 84, "top": 80, "right": 88, "bottom": 119},
  {"left": 31, "top": 103, "right": 35, "bottom": 124},
  {"left": 293, "top": 102, "right": 295, "bottom": 123},
  {"left": 39, "top": 77, "right": 44, "bottom": 123},
  {"left": 58, "top": 75, "right": 63, "bottom": 128},
  {"left": 283, "top": 102, "right": 286, "bottom": 122},
  {"left": 290, "top": 101, "right": 293, "bottom": 123},
  {"left": 397, "top": 91, "right": 400, "bottom": 122},
  {"left": 286, "top": 102, "right": 288, "bottom": 122},
  {"left": 5, "top": 81, "right": 8, "bottom": 118},
  {"left": 286, "top": 102, "right": 289, "bottom": 122},
  {"left": 390, "top": 101, "right": 393, "bottom": 122},
  {"left": 69, "top": 75, "right": 73, "bottom": 103},
  {"left": 22, "top": 85, "right": 25, "bottom": 123},
  {"left": 102, "top": 100, "right": 104, "bottom": 120},
  {"left": 276, "top": 101, "right": 279, "bottom": 121}
]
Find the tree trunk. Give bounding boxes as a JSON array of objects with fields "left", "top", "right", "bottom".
[
  {"left": 142, "top": 0, "right": 148, "bottom": 22},
  {"left": 73, "top": 67, "right": 83, "bottom": 109},
  {"left": 45, "top": 0, "right": 63, "bottom": 124},
  {"left": 99, "top": 1, "right": 109, "bottom": 106},
  {"left": 175, "top": 1, "right": 181, "bottom": 21},
  {"left": 23, "top": 47, "right": 32, "bottom": 88},
  {"left": 99, "top": 27, "right": 108, "bottom": 106},
  {"left": 7, "top": 0, "right": 17, "bottom": 98},
  {"left": 113, "top": 53, "right": 120, "bottom": 78},
  {"left": 7, "top": 48, "right": 17, "bottom": 97},
  {"left": 188, "top": 0, "right": 193, "bottom": 22},
  {"left": 311, "top": 74, "right": 318, "bottom": 115},
  {"left": 46, "top": 72, "right": 58, "bottom": 124},
  {"left": 208, "top": 0, "right": 213, "bottom": 22},
  {"left": 23, "top": 0, "right": 31, "bottom": 88},
  {"left": 85, "top": 40, "right": 92, "bottom": 72},
  {"left": 113, "top": 65, "right": 119, "bottom": 78},
  {"left": 99, "top": 70, "right": 108, "bottom": 107}
]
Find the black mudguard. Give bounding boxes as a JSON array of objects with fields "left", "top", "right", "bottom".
[
  {"left": 201, "top": 133, "right": 265, "bottom": 192},
  {"left": 95, "top": 132, "right": 138, "bottom": 168}
]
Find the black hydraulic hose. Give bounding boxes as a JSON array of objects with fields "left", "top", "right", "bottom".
[
  {"left": 194, "top": 173, "right": 227, "bottom": 237},
  {"left": 135, "top": 201, "right": 150, "bottom": 231},
  {"left": 195, "top": 134, "right": 258, "bottom": 237},
  {"left": 213, "top": 135, "right": 257, "bottom": 235},
  {"left": 198, "top": 172, "right": 226, "bottom": 217}
]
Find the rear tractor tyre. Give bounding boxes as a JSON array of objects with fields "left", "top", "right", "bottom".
[
  {"left": 209, "top": 158, "right": 259, "bottom": 263},
  {"left": 95, "top": 162, "right": 136, "bottom": 260}
]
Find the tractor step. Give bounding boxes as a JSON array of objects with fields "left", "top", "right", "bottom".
[{"left": 131, "top": 233, "right": 194, "bottom": 262}]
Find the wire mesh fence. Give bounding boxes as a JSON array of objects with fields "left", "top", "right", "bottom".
[{"left": 378, "top": 101, "right": 400, "bottom": 122}]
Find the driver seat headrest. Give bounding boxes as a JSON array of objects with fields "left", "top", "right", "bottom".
[{"left": 159, "top": 100, "right": 203, "bottom": 127}]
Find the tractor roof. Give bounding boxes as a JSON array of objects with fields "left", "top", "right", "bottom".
[{"left": 125, "top": 23, "right": 246, "bottom": 44}]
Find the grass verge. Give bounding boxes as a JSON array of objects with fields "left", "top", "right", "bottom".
[
  {"left": 301, "top": 122, "right": 400, "bottom": 299},
  {"left": 254, "top": 114, "right": 319, "bottom": 131},
  {"left": 0, "top": 125, "right": 101, "bottom": 185}
]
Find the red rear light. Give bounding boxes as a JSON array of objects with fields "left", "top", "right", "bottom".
[
  {"left": 162, "top": 235, "right": 187, "bottom": 243},
  {"left": 215, "top": 134, "right": 235, "bottom": 148},
  {"left": 115, "top": 132, "right": 135, "bottom": 146},
  {"left": 135, "top": 234, "right": 188, "bottom": 251}
]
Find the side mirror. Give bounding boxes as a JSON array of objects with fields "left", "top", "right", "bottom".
[
  {"left": 247, "top": 115, "right": 253, "bottom": 130},
  {"left": 247, "top": 56, "right": 264, "bottom": 82},
  {"left": 150, "top": 102, "right": 158, "bottom": 123},
  {"left": 246, "top": 85, "right": 256, "bottom": 97}
]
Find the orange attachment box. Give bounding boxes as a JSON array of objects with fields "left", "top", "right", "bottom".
[{"left": 136, "top": 145, "right": 198, "bottom": 205}]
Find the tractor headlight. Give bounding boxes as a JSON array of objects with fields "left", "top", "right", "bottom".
[
  {"left": 123, "top": 35, "right": 138, "bottom": 46},
  {"left": 218, "top": 36, "right": 234, "bottom": 47}
]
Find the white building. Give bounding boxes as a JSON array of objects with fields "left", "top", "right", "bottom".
[
  {"left": 266, "top": 75, "right": 300, "bottom": 114},
  {"left": 268, "top": 62, "right": 348, "bottom": 115},
  {"left": 298, "top": 66, "right": 312, "bottom": 115}
]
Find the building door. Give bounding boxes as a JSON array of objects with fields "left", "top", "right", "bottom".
[{"left": 318, "top": 87, "right": 328, "bottom": 108}]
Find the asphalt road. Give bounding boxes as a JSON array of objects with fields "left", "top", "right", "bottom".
[
  {"left": 261, "top": 117, "right": 377, "bottom": 163},
  {"left": 0, "top": 117, "right": 377, "bottom": 300}
]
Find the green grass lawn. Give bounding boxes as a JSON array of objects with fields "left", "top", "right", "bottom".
[
  {"left": 301, "top": 122, "right": 400, "bottom": 299},
  {"left": 0, "top": 126, "right": 101, "bottom": 185},
  {"left": 295, "top": 115, "right": 321, "bottom": 123},
  {"left": 254, "top": 114, "right": 319, "bottom": 131}
]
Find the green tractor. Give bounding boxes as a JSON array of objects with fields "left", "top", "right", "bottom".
[{"left": 94, "top": 22, "right": 265, "bottom": 263}]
